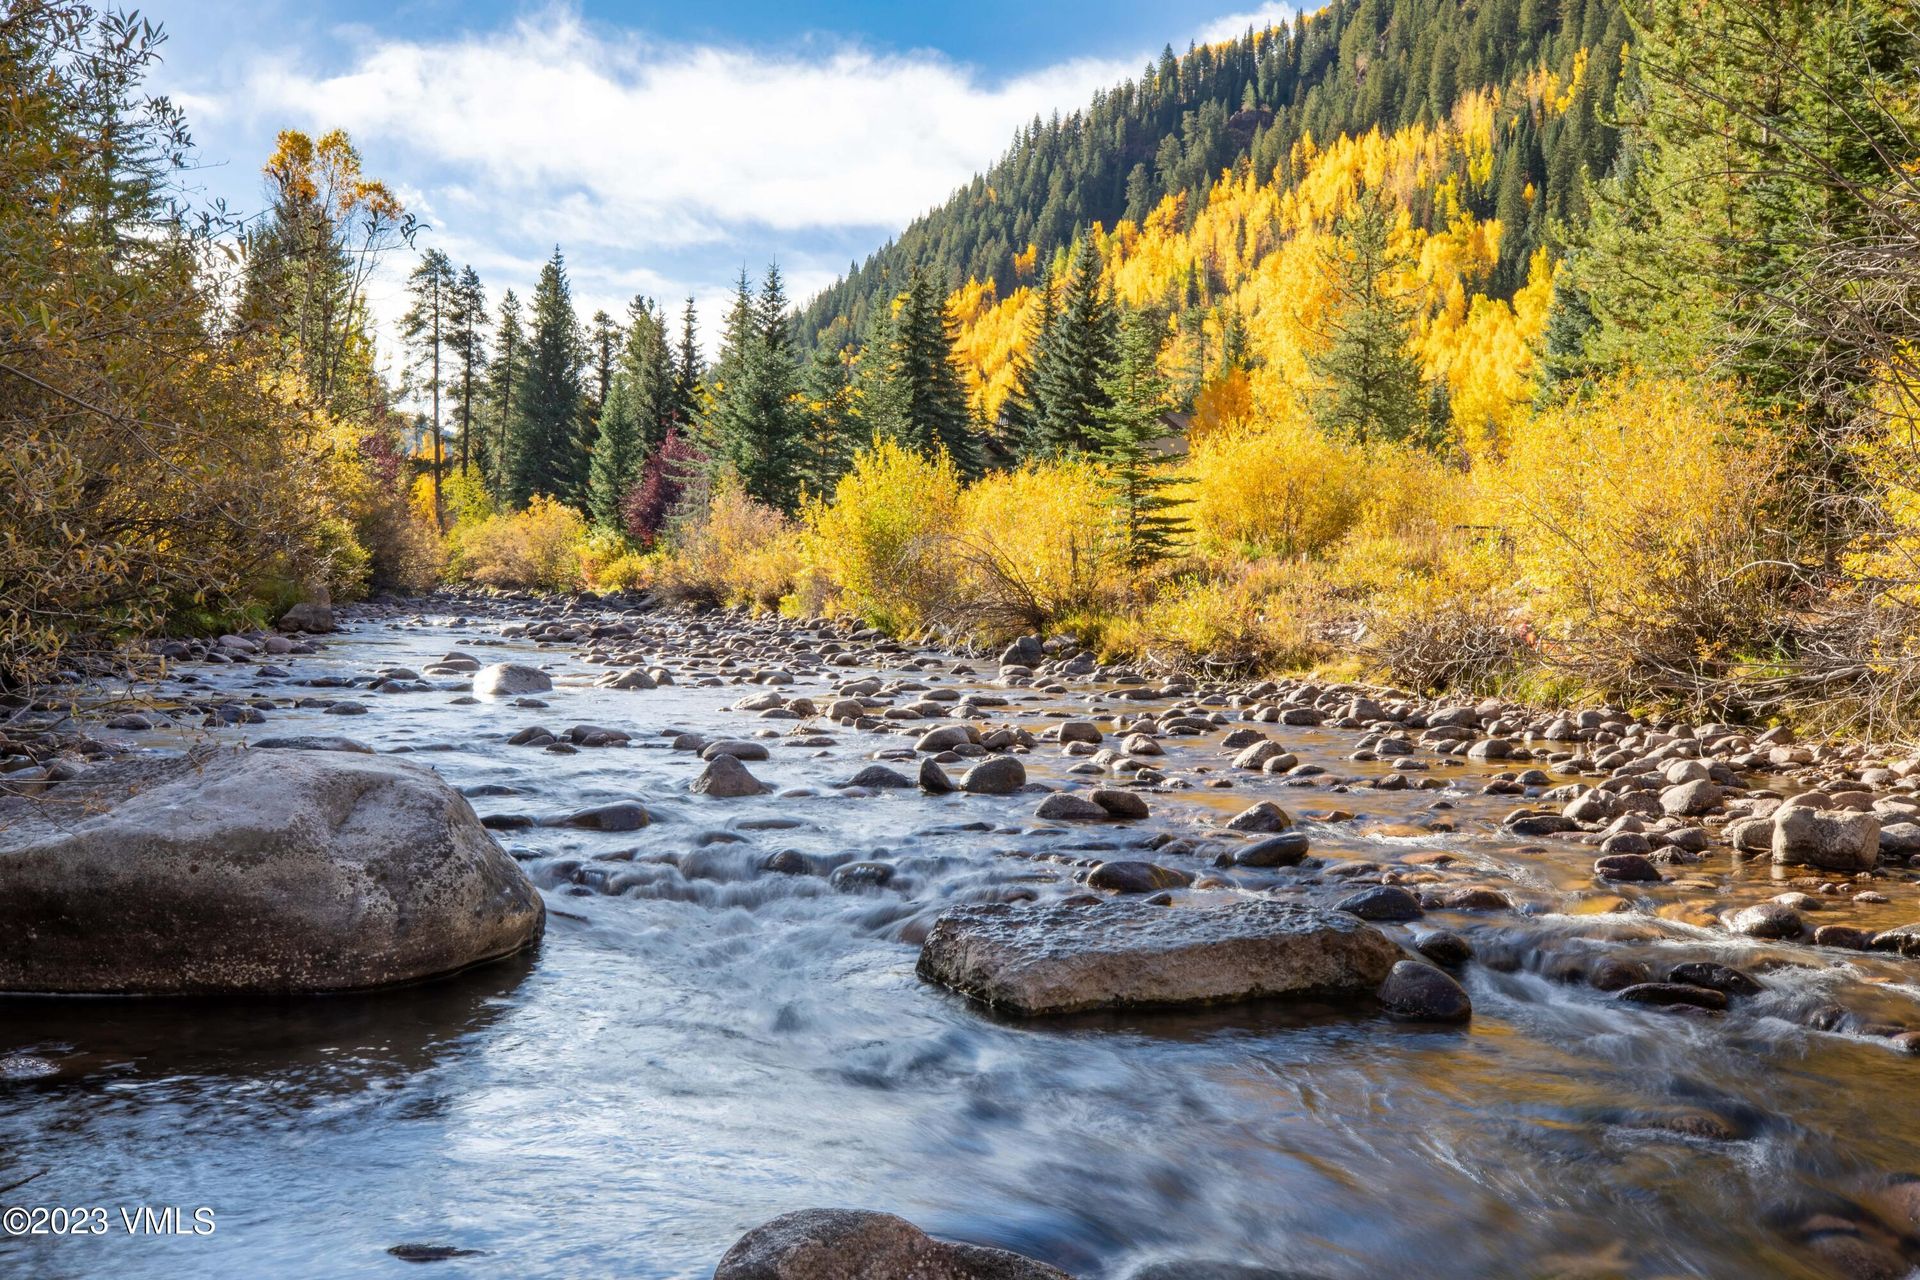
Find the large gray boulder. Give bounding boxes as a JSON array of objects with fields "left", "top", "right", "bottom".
[
  {"left": 275, "top": 600, "right": 334, "bottom": 633},
  {"left": 472, "top": 662, "right": 553, "bottom": 696},
  {"left": 0, "top": 748, "right": 544, "bottom": 994},
  {"left": 716, "top": 1208, "right": 1071, "bottom": 1279},
  {"left": 918, "top": 899, "right": 1399, "bottom": 1016},
  {"left": 1772, "top": 806, "right": 1879, "bottom": 871}
]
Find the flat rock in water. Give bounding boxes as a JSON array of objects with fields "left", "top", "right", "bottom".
[
  {"left": 715, "top": 1208, "right": 1071, "bottom": 1280},
  {"left": 0, "top": 748, "right": 544, "bottom": 994},
  {"left": 917, "top": 898, "right": 1400, "bottom": 1016},
  {"left": 472, "top": 662, "right": 552, "bottom": 696}
]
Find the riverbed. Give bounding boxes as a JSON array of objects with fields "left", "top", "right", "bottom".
[{"left": 4, "top": 600, "right": 1919, "bottom": 1279}]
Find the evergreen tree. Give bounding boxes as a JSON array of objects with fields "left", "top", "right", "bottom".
[
  {"left": 799, "top": 342, "right": 860, "bottom": 495},
  {"left": 1093, "top": 309, "right": 1188, "bottom": 568},
  {"left": 587, "top": 372, "right": 642, "bottom": 529},
  {"left": 486, "top": 289, "right": 526, "bottom": 500},
  {"left": 703, "top": 264, "right": 805, "bottom": 509},
  {"left": 1032, "top": 236, "right": 1117, "bottom": 455},
  {"left": 865, "top": 267, "right": 979, "bottom": 474},
  {"left": 505, "top": 248, "right": 586, "bottom": 507},
  {"left": 1002, "top": 261, "right": 1056, "bottom": 457},
  {"left": 669, "top": 296, "right": 702, "bottom": 432},
  {"left": 400, "top": 247, "right": 456, "bottom": 528},
  {"left": 447, "top": 265, "right": 489, "bottom": 476},
  {"left": 1307, "top": 191, "right": 1428, "bottom": 447},
  {"left": 622, "top": 295, "right": 676, "bottom": 457}
]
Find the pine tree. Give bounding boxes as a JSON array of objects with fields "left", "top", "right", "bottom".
[
  {"left": 1093, "top": 309, "right": 1188, "bottom": 569},
  {"left": 866, "top": 267, "right": 979, "bottom": 474},
  {"left": 487, "top": 289, "right": 526, "bottom": 500},
  {"left": 1002, "top": 261, "right": 1056, "bottom": 457},
  {"left": 669, "top": 296, "right": 702, "bottom": 433},
  {"left": 1032, "top": 236, "right": 1117, "bottom": 455},
  {"left": 703, "top": 264, "right": 805, "bottom": 509},
  {"left": 400, "top": 247, "right": 456, "bottom": 528},
  {"left": 587, "top": 372, "right": 642, "bottom": 529},
  {"left": 506, "top": 248, "right": 586, "bottom": 507},
  {"left": 448, "top": 265, "right": 489, "bottom": 476},
  {"left": 799, "top": 342, "right": 859, "bottom": 495},
  {"left": 1307, "top": 190, "right": 1428, "bottom": 447},
  {"left": 586, "top": 309, "right": 621, "bottom": 420},
  {"left": 622, "top": 295, "right": 676, "bottom": 457}
]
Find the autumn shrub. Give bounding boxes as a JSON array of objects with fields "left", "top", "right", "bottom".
[
  {"left": 1106, "top": 559, "right": 1345, "bottom": 674},
  {"left": 574, "top": 526, "right": 654, "bottom": 593},
  {"left": 948, "top": 459, "right": 1124, "bottom": 637},
  {"left": 1494, "top": 376, "right": 1789, "bottom": 697},
  {"left": 452, "top": 495, "right": 587, "bottom": 592},
  {"left": 1183, "top": 415, "right": 1366, "bottom": 557},
  {"left": 655, "top": 474, "right": 800, "bottom": 610},
  {"left": 800, "top": 438, "right": 962, "bottom": 632}
]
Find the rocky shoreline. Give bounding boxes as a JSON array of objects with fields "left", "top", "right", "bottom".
[{"left": 9, "top": 587, "right": 1920, "bottom": 1276}]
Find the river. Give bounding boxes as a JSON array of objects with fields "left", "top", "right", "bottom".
[{"left": 3, "top": 600, "right": 1918, "bottom": 1279}]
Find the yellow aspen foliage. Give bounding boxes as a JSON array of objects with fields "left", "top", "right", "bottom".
[
  {"left": 799, "top": 438, "right": 963, "bottom": 632},
  {"left": 952, "top": 460, "right": 1122, "bottom": 630},
  {"left": 1181, "top": 415, "right": 1366, "bottom": 558}
]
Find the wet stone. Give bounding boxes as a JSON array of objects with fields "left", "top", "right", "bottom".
[
  {"left": 1377, "top": 960, "right": 1472, "bottom": 1022},
  {"left": 1334, "top": 884, "right": 1424, "bottom": 922},
  {"left": 1616, "top": 983, "right": 1729, "bottom": 1012},
  {"left": 1088, "top": 861, "right": 1194, "bottom": 894}
]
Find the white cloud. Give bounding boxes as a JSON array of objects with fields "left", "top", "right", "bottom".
[
  {"left": 237, "top": 7, "right": 1138, "bottom": 253},
  {"left": 1195, "top": 4, "right": 1296, "bottom": 45}
]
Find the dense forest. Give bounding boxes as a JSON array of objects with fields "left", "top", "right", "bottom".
[
  {"left": 5, "top": 0, "right": 1920, "bottom": 738},
  {"left": 800, "top": 0, "right": 1630, "bottom": 355}
]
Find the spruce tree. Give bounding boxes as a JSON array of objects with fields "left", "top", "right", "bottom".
[
  {"left": 486, "top": 289, "right": 526, "bottom": 499},
  {"left": 1093, "top": 309, "right": 1188, "bottom": 569},
  {"left": 703, "top": 264, "right": 804, "bottom": 510},
  {"left": 587, "top": 372, "right": 642, "bottom": 529},
  {"left": 800, "top": 341, "right": 859, "bottom": 495},
  {"left": 1032, "top": 236, "right": 1117, "bottom": 456},
  {"left": 1307, "top": 191, "right": 1427, "bottom": 447},
  {"left": 505, "top": 248, "right": 586, "bottom": 507},
  {"left": 622, "top": 295, "right": 676, "bottom": 457},
  {"left": 669, "top": 296, "right": 702, "bottom": 433},
  {"left": 1002, "top": 261, "right": 1056, "bottom": 457},
  {"left": 866, "top": 267, "right": 979, "bottom": 475}
]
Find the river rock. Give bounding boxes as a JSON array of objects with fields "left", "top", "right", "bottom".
[
  {"left": 961, "top": 756, "right": 1027, "bottom": 795},
  {"left": 1377, "top": 960, "right": 1472, "bottom": 1022},
  {"left": 714, "top": 1208, "right": 1072, "bottom": 1280},
  {"left": 1034, "top": 793, "right": 1110, "bottom": 821},
  {"left": 1616, "top": 983, "right": 1728, "bottom": 1011},
  {"left": 472, "top": 662, "right": 552, "bottom": 696},
  {"left": 1773, "top": 807, "right": 1880, "bottom": 872},
  {"left": 1089, "top": 788, "right": 1150, "bottom": 819},
  {"left": 843, "top": 764, "right": 913, "bottom": 789},
  {"left": 694, "top": 753, "right": 768, "bottom": 798},
  {"left": 276, "top": 600, "right": 334, "bottom": 633},
  {"left": 1335, "top": 884, "right": 1424, "bottom": 921},
  {"left": 1223, "top": 801, "right": 1293, "bottom": 833},
  {"left": 1594, "top": 853, "right": 1662, "bottom": 883},
  {"left": 1087, "top": 861, "right": 1193, "bottom": 894},
  {"left": 917, "top": 899, "right": 1400, "bottom": 1016},
  {"left": 1727, "top": 902, "right": 1803, "bottom": 939},
  {"left": 0, "top": 748, "right": 543, "bottom": 993},
  {"left": 1233, "top": 832, "right": 1310, "bottom": 867}
]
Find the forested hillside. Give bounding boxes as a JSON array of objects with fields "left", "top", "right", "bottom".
[{"left": 800, "top": 0, "right": 1629, "bottom": 356}]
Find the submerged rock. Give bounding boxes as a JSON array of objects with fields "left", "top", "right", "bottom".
[
  {"left": 917, "top": 898, "right": 1399, "bottom": 1016},
  {"left": 715, "top": 1209, "right": 1072, "bottom": 1280},
  {"left": 0, "top": 748, "right": 544, "bottom": 993}
]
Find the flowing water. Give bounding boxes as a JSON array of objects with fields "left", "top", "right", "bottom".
[{"left": 5, "top": 607, "right": 1920, "bottom": 1279}]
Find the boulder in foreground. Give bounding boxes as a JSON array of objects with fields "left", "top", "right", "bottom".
[
  {"left": 0, "top": 748, "right": 545, "bottom": 994},
  {"left": 917, "top": 898, "right": 1399, "bottom": 1016},
  {"left": 715, "top": 1208, "right": 1072, "bottom": 1280}
]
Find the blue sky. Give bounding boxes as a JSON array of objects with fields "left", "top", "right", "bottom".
[{"left": 138, "top": 0, "right": 1295, "bottom": 366}]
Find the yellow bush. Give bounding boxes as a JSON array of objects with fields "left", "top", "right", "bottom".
[
  {"left": 1845, "top": 369, "right": 1920, "bottom": 608},
  {"left": 452, "top": 495, "right": 587, "bottom": 592},
  {"left": 657, "top": 474, "right": 800, "bottom": 610},
  {"left": 575, "top": 526, "right": 654, "bottom": 593},
  {"left": 800, "top": 438, "right": 962, "bottom": 632},
  {"left": 1183, "top": 415, "right": 1366, "bottom": 557},
  {"left": 1106, "top": 559, "right": 1342, "bottom": 673},
  {"left": 1495, "top": 376, "right": 1786, "bottom": 682},
  {"left": 951, "top": 459, "right": 1123, "bottom": 634}
]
